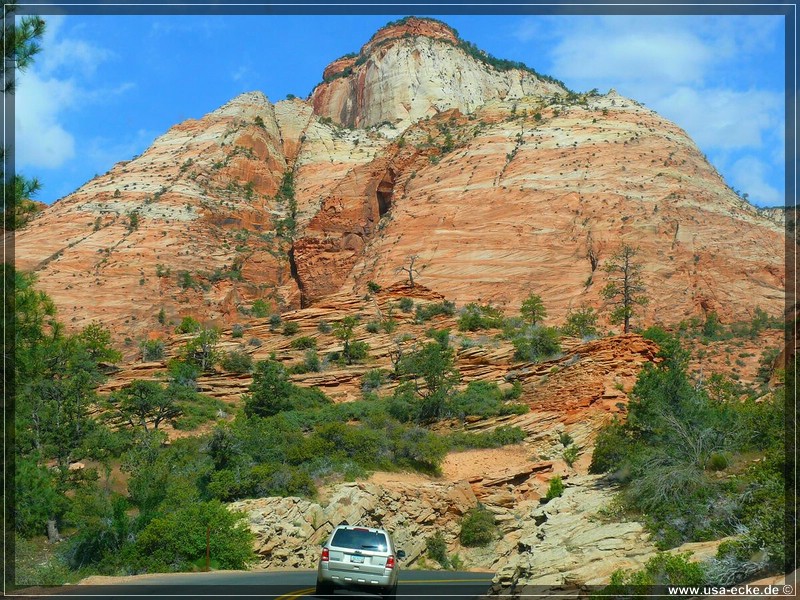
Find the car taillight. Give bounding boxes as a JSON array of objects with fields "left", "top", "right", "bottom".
[
  {"left": 321, "top": 547, "right": 329, "bottom": 562},
  {"left": 385, "top": 555, "right": 395, "bottom": 570}
]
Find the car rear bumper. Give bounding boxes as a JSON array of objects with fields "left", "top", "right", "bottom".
[{"left": 318, "top": 566, "right": 395, "bottom": 589}]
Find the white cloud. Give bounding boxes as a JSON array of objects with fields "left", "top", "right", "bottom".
[
  {"left": 87, "top": 128, "right": 157, "bottom": 171},
  {"left": 15, "top": 72, "right": 76, "bottom": 168},
  {"left": 729, "top": 156, "right": 783, "bottom": 207},
  {"left": 13, "top": 17, "right": 130, "bottom": 171},
  {"left": 513, "top": 15, "right": 785, "bottom": 205},
  {"left": 232, "top": 65, "right": 251, "bottom": 83},
  {"left": 550, "top": 28, "right": 711, "bottom": 87},
  {"left": 654, "top": 87, "right": 783, "bottom": 150}
]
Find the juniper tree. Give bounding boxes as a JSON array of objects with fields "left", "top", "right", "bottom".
[{"left": 600, "top": 244, "right": 648, "bottom": 334}]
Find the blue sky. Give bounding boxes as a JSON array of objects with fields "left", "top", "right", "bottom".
[{"left": 16, "top": 12, "right": 787, "bottom": 207}]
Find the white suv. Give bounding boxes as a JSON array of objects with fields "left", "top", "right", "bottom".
[{"left": 315, "top": 524, "right": 406, "bottom": 598}]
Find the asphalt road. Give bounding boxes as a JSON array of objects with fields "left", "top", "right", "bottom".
[{"left": 22, "top": 569, "right": 494, "bottom": 600}]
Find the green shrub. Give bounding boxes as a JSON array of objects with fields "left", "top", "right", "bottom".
[
  {"left": 446, "top": 426, "right": 525, "bottom": 450},
  {"left": 140, "top": 339, "right": 165, "bottom": 361},
  {"left": 459, "top": 505, "right": 497, "bottom": 547},
  {"left": 290, "top": 336, "right": 316, "bottom": 350},
  {"left": 303, "top": 349, "right": 321, "bottom": 373},
  {"left": 603, "top": 552, "right": 706, "bottom": 595},
  {"left": 447, "top": 381, "right": 527, "bottom": 420},
  {"left": 231, "top": 324, "right": 244, "bottom": 338},
  {"left": 219, "top": 350, "right": 253, "bottom": 373},
  {"left": 282, "top": 321, "right": 300, "bottom": 336},
  {"left": 134, "top": 500, "right": 255, "bottom": 572},
  {"left": 397, "top": 297, "right": 414, "bottom": 312},
  {"left": 251, "top": 300, "right": 270, "bottom": 319},
  {"left": 175, "top": 316, "right": 201, "bottom": 334},
  {"left": 167, "top": 359, "right": 201, "bottom": 389},
  {"left": 243, "top": 360, "right": 331, "bottom": 418},
  {"left": 365, "top": 321, "right": 381, "bottom": 333},
  {"left": 561, "top": 306, "right": 599, "bottom": 338},
  {"left": 559, "top": 431, "right": 573, "bottom": 447},
  {"left": 177, "top": 270, "right": 197, "bottom": 290},
  {"left": 562, "top": 445, "right": 579, "bottom": 467},
  {"left": 317, "top": 320, "right": 332, "bottom": 333},
  {"left": 706, "top": 452, "right": 728, "bottom": 472},
  {"left": 381, "top": 317, "right": 398, "bottom": 333},
  {"left": 346, "top": 340, "right": 369, "bottom": 362},
  {"left": 457, "top": 303, "right": 504, "bottom": 331},
  {"left": 361, "top": 369, "right": 386, "bottom": 393},
  {"left": 173, "top": 392, "right": 227, "bottom": 430},
  {"left": 545, "top": 475, "right": 564, "bottom": 501},
  {"left": 520, "top": 293, "right": 547, "bottom": 325},
  {"left": 511, "top": 325, "right": 562, "bottom": 362},
  {"left": 367, "top": 281, "right": 381, "bottom": 294},
  {"left": 426, "top": 532, "right": 449, "bottom": 568},
  {"left": 415, "top": 300, "right": 456, "bottom": 323}
]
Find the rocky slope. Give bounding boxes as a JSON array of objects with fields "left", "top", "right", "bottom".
[
  {"left": 310, "top": 17, "right": 565, "bottom": 130},
  {"left": 12, "top": 17, "right": 784, "bottom": 344}
]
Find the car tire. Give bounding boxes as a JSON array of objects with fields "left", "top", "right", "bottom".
[{"left": 315, "top": 580, "right": 334, "bottom": 597}]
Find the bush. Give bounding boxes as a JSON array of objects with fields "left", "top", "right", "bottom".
[
  {"left": 243, "top": 360, "right": 331, "bottom": 418},
  {"left": 282, "top": 321, "right": 300, "bottom": 336},
  {"left": 365, "top": 321, "right": 381, "bottom": 333},
  {"left": 177, "top": 270, "right": 197, "bottom": 290},
  {"left": 377, "top": 317, "right": 396, "bottom": 334},
  {"left": 397, "top": 297, "right": 414, "bottom": 312},
  {"left": 317, "top": 320, "right": 332, "bottom": 333},
  {"left": 511, "top": 325, "right": 562, "bottom": 362},
  {"left": 219, "top": 350, "right": 253, "bottom": 373},
  {"left": 346, "top": 340, "right": 370, "bottom": 362},
  {"left": 545, "top": 475, "right": 564, "bottom": 501},
  {"left": 134, "top": 500, "right": 255, "bottom": 572},
  {"left": 167, "top": 359, "right": 201, "bottom": 389},
  {"left": 457, "top": 303, "right": 504, "bottom": 331},
  {"left": 231, "top": 324, "right": 244, "bottom": 338},
  {"left": 361, "top": 369, "right": 386, "bottom": 393},
  {"left": 459, "top": 505, "right": 497, "bottom": 547},
  {"left": 447, "top": 381, "right": 527, "bottom": 420},
  {"left": 367, "top": 281, "right": 381, "bottom": 294},
  {"left": 426, "top": 532, "right": 449, "bottom": 568},
  {"left": 290, "top": 336, "right": 317, "bottom": 350},
  {"left": 140, "top": 339, "right": 165, "bottom": 361},
  {"left": 415, "top": 300, "right": 456, "bottom": 323},
  {"left": 562, "top": 445, "right": 579, "bottom": 467},
  {"left": 603, "top": 552, "right": 706, "bottom": 595},
  {"left": 303, "top": 349, "right": 321, "bottom": 373},
  {"left": 446, "top": 426, "right": 525, "bottom": 450},
  {"left": 251, "top": 300, "right": 270, "bottom": 319},
  {"left": 561, "top": 306, "right": 598, "bottom": 338},
  {"left": 175, "top": 316, "right": 202, "bottom": 334}
]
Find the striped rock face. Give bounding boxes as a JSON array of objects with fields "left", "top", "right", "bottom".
[{"left": 14, "top": 18, "right": 784, "bottom": 343}]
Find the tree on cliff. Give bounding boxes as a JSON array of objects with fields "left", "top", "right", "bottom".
[
  {"left": 520, "top": 292, "right": 547, "bottom": 325},
  {"left": 600, "top": 244, "right": 648, "bottom": 334},
  {"left": 396, "top": 255, "right": 422, "bottom": 288},
  {"left": 2, "top": 3, "right": 46, "bottom": 230}
]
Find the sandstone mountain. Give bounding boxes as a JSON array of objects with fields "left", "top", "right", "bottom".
[{"left": 14, "top": 16, "right": 784, "bottom": 343}]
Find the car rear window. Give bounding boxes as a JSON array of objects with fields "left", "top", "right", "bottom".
[{"left": 331, "top": 529, "right": 389, "bottom": 551}]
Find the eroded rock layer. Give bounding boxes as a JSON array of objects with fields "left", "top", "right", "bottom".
[{"left": 14, "top": 18, "right": 784, "bottom": 342}]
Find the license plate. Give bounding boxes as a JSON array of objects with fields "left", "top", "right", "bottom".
[{"left": 350, "top": 555, "right": 364, "bottom": 563}]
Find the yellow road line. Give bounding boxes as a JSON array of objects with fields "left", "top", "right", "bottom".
[
  {"left": 274, "top": 586, "right": 315, "bottom": 600},
  {"left": 402, "top": 578, "right": 493, "bottom": 583}
]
